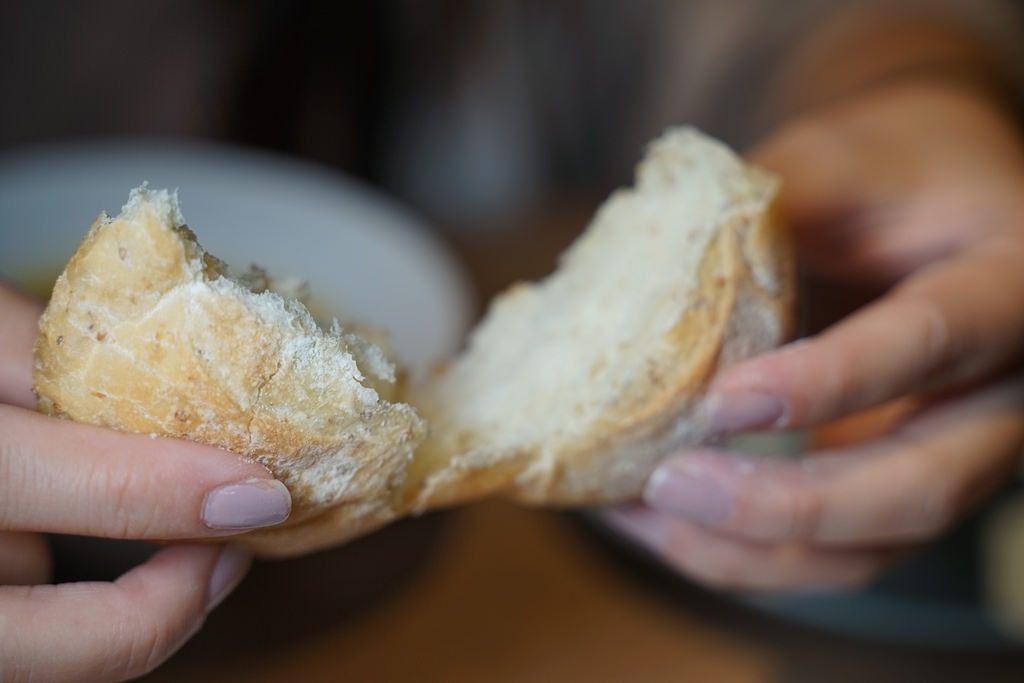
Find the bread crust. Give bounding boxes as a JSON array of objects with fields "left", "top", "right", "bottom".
[
  {"left": 408, "top": 130, "right": 795, "bottom": 509},
  {"left": 513, "top": 197, "right": 795, "bottom": 505},
  {"left": 32, "top": 129, "right": 794, "bottom": 556},
  {"left": 33, "top": 189, "right": 425, "bottom": 556}
]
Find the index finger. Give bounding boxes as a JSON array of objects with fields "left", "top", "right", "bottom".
[
  {"left": 0, "top": 405, "right": 291, "bottom": 539},
  {"left": 706, "top": 238, "right": 1024, "bottom": 432}
]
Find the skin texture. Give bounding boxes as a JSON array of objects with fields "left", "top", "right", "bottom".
[
  {"left": 0, "top": 283, "right": 291, "bottom": 680},
  {"left": 612, "top": 80, "right": 1024, "bottom": 591}
]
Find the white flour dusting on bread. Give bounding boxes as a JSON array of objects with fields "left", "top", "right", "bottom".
[{"left": 33, "top": 128, "right": 794, "bottom": 556}]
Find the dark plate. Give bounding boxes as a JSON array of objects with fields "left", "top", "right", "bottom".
[{"left": 573, "top": 482, "right": 1024, "bottom": 651}]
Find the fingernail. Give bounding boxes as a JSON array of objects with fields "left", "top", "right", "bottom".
[
  {"left": 704, "top": 391, "right": 787, "bottom": 435},
  {"left": 206, "top": 545, "right": 252, "bottom": 612},
  {"left": 643, "top": 464, "right": 732, "bottom": 524},
  {"left": 202, "top": 478, "right": 291, "bottom": 530}
]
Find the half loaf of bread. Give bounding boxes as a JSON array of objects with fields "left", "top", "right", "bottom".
[
  {"left": 33, "top": 128, "right": 794, "bottom": 556},
  {"left": 32, "top": 189, "right": 426, "bottom": 556}
]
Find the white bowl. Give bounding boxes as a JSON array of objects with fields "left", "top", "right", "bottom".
[{"left": 0, "top": 139, "right": 473, "bottom": 375}]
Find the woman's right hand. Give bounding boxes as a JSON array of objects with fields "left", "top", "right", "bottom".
[{"left": 0, "top": 282, "right": 292, "bottom": 682}]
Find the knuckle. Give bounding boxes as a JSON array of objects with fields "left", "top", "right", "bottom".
[
  {"left": 85, "top": 465, "right": 157, "bottom": 538},
  {"left": 906, "top": 476, "right": 958, "bottom": 540},
  {"left": 786, "top": 486, "right": 825, "bottom": 540},
  {"left": 749, "top": 481, "right": 823, "bottom": 542},
  {"left": 785, "top": 335, "right": 853, "bottom": 422},
  {"left": 904, "top": 293, "right": 959, "bottom": 381},
  {"left": 0, "top": 442, "right": 17, "bottom": 525},
  {"left": 0, "top": 439, "right": 33, "bottom": 526},
  {"left": 890, "top": 440, "right": 961, "bottom": 541},
  {"left": 110, "top": 588, "right": 203, "bottom": 679},
  {"left": 918, "top": 299, "right": 954, "bottom": 365},
  {"left": 122, "top": 619, "right": 175, "bottom": 679},
  {"left": 111, "top": 616, "right": 175, "bottom": 679}
]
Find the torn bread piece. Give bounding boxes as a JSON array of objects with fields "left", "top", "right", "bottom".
[
  {"left": 406, "top": 127, "right": 794, "bottom": 510},
  {"left": 32, "top": 186, "right": 426, "bottom": 556},
  {"left": 33, "top": 127, "right": 793, "bottom": 557}
]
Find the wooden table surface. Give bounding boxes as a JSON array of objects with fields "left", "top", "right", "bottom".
[
  {"left": 146, "top": 202, "right": 1024, "bottom": 682},
  {"left": 157, "top": 501, "right": 775, "bottom": 682}
]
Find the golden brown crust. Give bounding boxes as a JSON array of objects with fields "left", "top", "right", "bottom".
[
  {"left": 407, "top": 129, "right": 795, "bottom": 509},
  {"left": 33, "top": 189, "right": 425, "bottom": 556},
  {"left": 515, "top": 194, "right": 795, "bottom": 505},
  {"left": 32, "top": 129, "right": 794, "bottom": 556}
]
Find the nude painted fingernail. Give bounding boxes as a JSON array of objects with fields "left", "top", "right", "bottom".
[
  {"left": 202, "top": 478, "right": 291, "bottom": 530},
  {"left": 206, "top": 545, "right": 252, "bottom": 612},
  {"left": 643, "top": 464, "right": 732, "bottom": 524},
  {"left": 704, "top": 391, "right": 787, "bottom": 435}
]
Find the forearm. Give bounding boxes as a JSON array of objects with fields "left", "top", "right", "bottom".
[{"left": 757, "top": 2, "right": 1023, "bottom": 129}]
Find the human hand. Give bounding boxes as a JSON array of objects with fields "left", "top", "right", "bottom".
[
  {"left": 609, "top": 81, "right": 1024, "bottom": 591},
  {"left": 0, "top": 283, "right": 291, "bottom": 680}
]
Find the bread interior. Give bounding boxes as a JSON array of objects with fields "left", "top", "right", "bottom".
[{"left": 403, "top": 128, "right": 782, "bottom": 507}]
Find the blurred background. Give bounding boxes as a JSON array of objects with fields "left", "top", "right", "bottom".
[
  {"left": 4, "top": 1, "right": 1024, "bottom": 681},
  {"left": 0, "top": 1, "right": 856, "bottom": 233}
]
